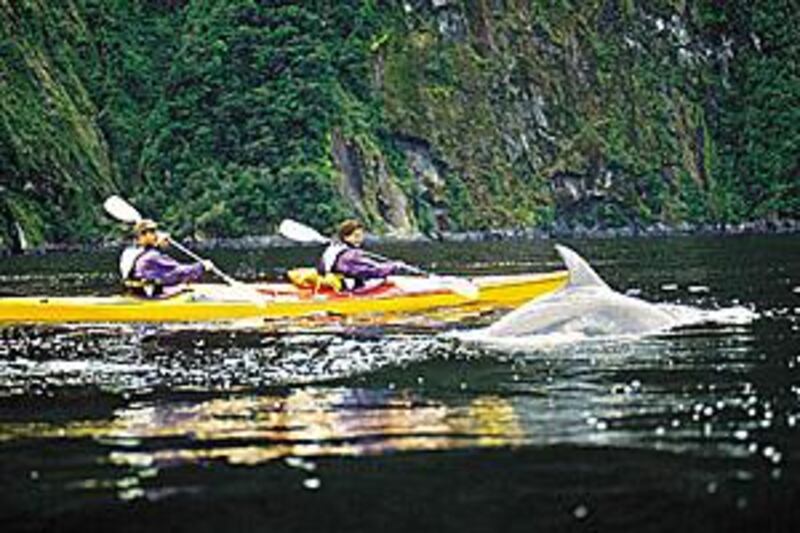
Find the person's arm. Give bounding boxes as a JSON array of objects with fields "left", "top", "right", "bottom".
[
  {"left": 335, "top": 249, "right": 403, "bottom": 279},
  {"left": 138, "top": 251, "right": 204, "bottom": 286}
]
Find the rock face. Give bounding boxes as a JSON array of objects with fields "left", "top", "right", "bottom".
[
  {"left": 331, "top": 130, "right": 367, "bottom": 216},
  {"left": 331, "top": 129, "right": 414, "bottom": 236},
  {"left": 0, "top": 0, "right": 117, "bottom": 248},
  {"left": 377, "top": 0, "right": 744, "bottom": 231}
]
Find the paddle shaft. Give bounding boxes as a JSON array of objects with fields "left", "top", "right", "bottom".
[
  {"left": 168, "top": 238, "right": 266, "bottom": 305},
  {"left": 164, "top": 235, "right": 266, "bottom": 304},
  {"left": 167, "top": 239, "right": 238, "bottom": 286},
  {"left": 360, "top": 247, "right": 477, "bottom": 298},
  {"left": 335, "top": 240, "right": 478, "bottom": 296},
  {"left": 362, "top": 250, "right": 424, "bottom": 275},
  {"left": 304, "top": 233, "right": 426, "bottom": 275}
]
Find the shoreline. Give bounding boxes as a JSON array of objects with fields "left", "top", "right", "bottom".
[{"left": 3, "top": 218, "right": 799, "bottom": 256}]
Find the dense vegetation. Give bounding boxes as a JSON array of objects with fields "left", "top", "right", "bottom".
[{"left": 1, "top": 0, "right": 798, "bottom": 250}]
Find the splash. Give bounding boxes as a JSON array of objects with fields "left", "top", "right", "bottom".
[
  {"left": 0, "top": 327, "right": 446, "bottom": 395},
  {"left": 660, "top": 304, "right": 759, "bottom": 329}
]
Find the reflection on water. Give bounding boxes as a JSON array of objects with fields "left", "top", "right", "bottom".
[
  {"left": 0, "top": 388, "right": 522, "bottom": 500},
  {"left": 0, "top": 389, "right": 523, "bottom": 464}
]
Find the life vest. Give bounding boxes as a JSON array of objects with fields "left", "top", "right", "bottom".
[
  {"left": 119, "top": 246, "right": 163, "bottom": 297},
  {"left": 319, "top": 242, "right": 365, "bottom": 290},
  {"left": 286, "top": 267, "right": 344, "bottom": 293},
  {"left": 319, "top": 242, "right": 349, "bottom": 274},
  {"left": 119, "top": 246, "right": 143, "bottom": 279}
]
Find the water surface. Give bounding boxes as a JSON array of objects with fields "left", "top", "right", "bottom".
[{"left": 1, "top": 235, "right": 799, "bottom": 532}]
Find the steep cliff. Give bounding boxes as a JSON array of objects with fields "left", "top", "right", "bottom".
[
  {"left": 0, "top": 0, "right": 116, "bottom": 249},
  {"left": 1, "top": 0, "right": 797, "bottom": 249}
]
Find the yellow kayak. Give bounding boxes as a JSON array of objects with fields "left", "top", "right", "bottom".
[{"left": 0, "top": 271, "right": 567, "bottom": 324}]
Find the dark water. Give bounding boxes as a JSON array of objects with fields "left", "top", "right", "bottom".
[{"left": 1, "top": 235, "right": 799, "bottom": 532}]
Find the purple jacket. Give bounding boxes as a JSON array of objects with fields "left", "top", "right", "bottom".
[
  {"left": 130, "top": 248, "right": 204, "bottom": 286},
  {"left": 320, "top": 243, "right": 403, "bottom": 282},
  {"left": 335, "top": 248, "right": 402, "bottom": 279}
]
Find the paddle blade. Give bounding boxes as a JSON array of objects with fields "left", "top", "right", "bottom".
[
  {"left": 104, "top": 195, "right": 142, "bottom": 224},
  {"left": 279, "top": 219, "right": 330, "bottom": 244}
]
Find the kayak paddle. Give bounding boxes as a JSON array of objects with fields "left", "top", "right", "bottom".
[
  {"left": 104, "top": 195, "right": 264, "bottom": 304},
  {"left": 278, "top": 218, "right": 480, "bottom": 299},
  {"left": 278, "top": 218, "right": 331, "bottom": 245}
]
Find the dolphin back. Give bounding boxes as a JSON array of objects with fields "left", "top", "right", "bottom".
[
  {"left": 555, "top": 244, "right": 610, "bottom": 290},
  {"left": 477, "top": 244, "right": 680, "bottom": 339}
]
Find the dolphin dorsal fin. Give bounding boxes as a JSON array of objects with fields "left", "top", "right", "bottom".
[{"left": 554, "top": 244, "right": 610, "bottom": 290}]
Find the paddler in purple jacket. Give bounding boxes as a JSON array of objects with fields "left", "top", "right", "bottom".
[
  {"left": 318, "top": 219, "right": 409, "bottom": 291},
  {"left": 119, "top": 219, "right": 213, "bottom": 297}
]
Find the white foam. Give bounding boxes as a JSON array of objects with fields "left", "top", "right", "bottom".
[
  {"left": 450, "top": 328, "right": 626, "bottom": 351},
  {"left": 661, "top": 304, "right": 759, "bottom": 328},
  {"left": 42, "top": 360, "right": 92, "bottom": 373},
  {"left": 687, "top": 285, "right": 710, "bottom": 294},
  {"left": 39, "top": 360, "right": 154, "bottom": 374}
]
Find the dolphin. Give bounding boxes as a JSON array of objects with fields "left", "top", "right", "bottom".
[{"left": 482, "top": 245, "right": 681, "bottom": 338}]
